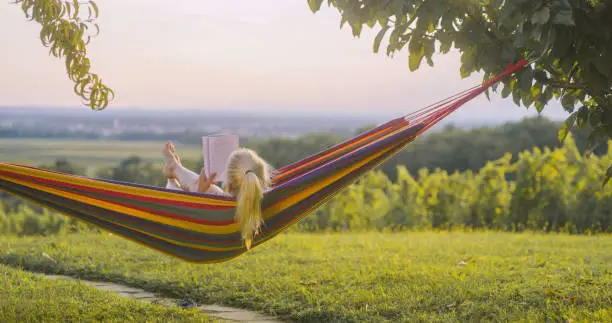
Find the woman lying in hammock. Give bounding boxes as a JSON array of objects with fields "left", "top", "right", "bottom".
[{"left": 161, "top": 141, "right": 272, "bottom": 249}]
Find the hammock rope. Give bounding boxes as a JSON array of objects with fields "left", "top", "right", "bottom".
[{"left": 0, "top": 60, "right": 528, "bottom": 263}]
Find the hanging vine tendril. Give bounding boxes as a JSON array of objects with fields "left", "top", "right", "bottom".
[{"left": 13, "top": 0, "right": 114, "bottom": 110}]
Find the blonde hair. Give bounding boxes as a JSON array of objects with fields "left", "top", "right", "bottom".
[{"left": 225, "top": 148, "right": 271, "bottom": 249}]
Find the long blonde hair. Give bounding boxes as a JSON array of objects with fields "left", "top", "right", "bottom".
[{"left": 225, "top": 148, "right": 272, "bottom": 249}]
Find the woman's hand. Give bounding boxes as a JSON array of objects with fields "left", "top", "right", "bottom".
[{"left": 197, "top": 168, "right": 217, "bottom": 193}]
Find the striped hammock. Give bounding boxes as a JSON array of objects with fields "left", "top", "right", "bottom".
[{"left": 0, "top": 61, "right": 527, "bottom": 263}]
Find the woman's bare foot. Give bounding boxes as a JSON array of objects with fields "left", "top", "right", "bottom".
[
  {"left": 162, "top": 141, "right": 180, "bottom": 179},
  {"left": 167, "top": 141, "right": 181, "bottom": 163}
]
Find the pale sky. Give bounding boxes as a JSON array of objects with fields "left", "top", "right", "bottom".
[{"left": 1, "top": 0, "right": 569, "bottom": 121}]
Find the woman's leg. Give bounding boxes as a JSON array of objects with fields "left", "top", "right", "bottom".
[
  {"left": 162, "top": 141, "right": 201, "bottom": 192},
  {"left": 165, "top": 178, "right": 183, "bottom": 191},
  {"left": 172, "top": 164, "right": 200, "bottom": 192},
  {"left": 162, "top": 141, "right": 191, "bottom": 190}
]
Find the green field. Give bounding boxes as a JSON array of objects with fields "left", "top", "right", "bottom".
[
  {"left": 0, "top": 264, "right": 214, "bottom": 322},
  {"left": 0, "top": 138, "right": 202, "bottom": 170},
  {"left": 1, "top": 232, "right": 611, "bottom": 322}
]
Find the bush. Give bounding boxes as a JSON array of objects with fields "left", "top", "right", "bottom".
[
  {"left": 298, "top": 134, "right": 612, "bottom": 234},
  {"left": 0, "top": 203, "right": 95, "bottom": 236}
]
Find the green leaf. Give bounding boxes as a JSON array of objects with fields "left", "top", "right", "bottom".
[
  {"left": 365, "top": 17, "right": 377, "bottom": 29},
  {"left": 576, "top": 106, "right": 589, "bottom": 129},
  {"left": 65, "top": 2, "right": 73, "bottom": 18},
  {"left": 340, "top": 15, "right": 347, "bottom": 28},
  {"left": 408, "top": 33, "right": 423, "bottom": 55},
  {"left": 533, "top": 70, "right": 548, "bottom": 82},
  {"left": 459, "top": 47, "right": 477, "bottom": 78},
  {"left": 423, "top": 38, "right": 435, "bottom": 58},
  {"left": 531, "top": 26, "right": 543, "bottom": 42},
  {"left": 586, "top": 126, "right": 606, "bottom": 154},
  {"left": 501, "top": 84, "right": 512, "bottom": 98},
  {"left": 350, "top": 22, "right": 363, "bottom": 37},
  {"left": 307, "top": 0, "right": 323, "bottom": 12},
  {"left": 592, "top": 55, "right": 611, "bottom": 76},
  {"left": 408, "top": 50, "right": 424, "bottom": 72},
  {"left": 441, "top": 11, "right": 454, "bottom": 31},
  {"left": 589, "top": 107, "right": 603, "bottom": 128},
  {"left": 535, "top": 100, "right": 545, "bottom": 112},
  {"left": 531, "top": 7, "right": 550, "bottom": 25},
  {"left": 427, "top": 23, "right": 435, "bottom": 34},
  {"left": 531, "top": 86, "right": 545, "bottom": 112},
  {"left": 518, "top": 68, "right": 534, "bottom": 93},
  {"left": 501, "top": 46, "right": 516, "bottom": 63},
  {"left": 603, "top": 109, "right": 612, "bottom": 126},
  {"left": 522, "top": 92, "right": 534, "bottom": 108},
  {"left": 561, "top": 93, "right": 576, "bottom": 111},
  {"left": 551, "top": 9, "right": 574, "bottom": 26},
  {"left": 512, "top": 89, "right": 522, "bottom": 106},
  {"left": 440, "top": 41, "right": 452, "bottom": 54},
  {"left": 426, "top": 55, "right": 434, "bottom": 67},
  {"left": 373, "top": 26, "right": 390, "bottom": 53},
  {"left": 558, "top": 112, "right": 577, "bottom": 142},
  {"left": 377, "top": 16, "right": 390, "bottom": 28},
  {"left": 603, "top": 165, "right": 612, "bottom": 186},
  {"left": 390, "top": 0, "right": 404, "bottom": 14},
  {"left": 542, "top": 86, "right": 555, "bottom": 105},
  {"left": 498, "top": 2, "right": 518, "bottom": 27}
]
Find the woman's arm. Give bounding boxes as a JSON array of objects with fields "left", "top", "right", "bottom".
[
  {"left": 206, "top": 184, "right": 226, "bottom": 195},
  {"left": 196, "top": 168, "right": 229, "bottom": 195}
]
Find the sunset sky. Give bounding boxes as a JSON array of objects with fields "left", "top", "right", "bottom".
[{"left": 1, "top": 0, "right": 569, "bottom": 121}]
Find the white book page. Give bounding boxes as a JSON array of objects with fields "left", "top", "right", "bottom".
[{"left": 202, "top": 134, "right": 239, "bottom": 184}]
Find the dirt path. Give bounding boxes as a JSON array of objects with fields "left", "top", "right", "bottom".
[{"left": 45, "top": 274, "right": 281, "bottom": 323}]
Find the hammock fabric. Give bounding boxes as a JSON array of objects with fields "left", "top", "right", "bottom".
[{"left": 0, "top": 60, "right": 527, "bottom": 263}]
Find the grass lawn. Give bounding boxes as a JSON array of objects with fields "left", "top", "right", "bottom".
[
  {"left": 1, "top": 232, "right": 611, "bottom": 322},
  {"left": 0, "top": 263, "right": 215, "bottom": 322},
  {"left": 0, "top": 138, "right": 202, "bottom": 171}
]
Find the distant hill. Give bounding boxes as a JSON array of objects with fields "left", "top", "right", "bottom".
[{"left": 0, "top": 105, "right": 568, "bottom": 140}]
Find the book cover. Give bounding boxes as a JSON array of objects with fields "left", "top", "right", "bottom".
[{"left": 202, "top": 134, "right": 239, "bottom": 184}]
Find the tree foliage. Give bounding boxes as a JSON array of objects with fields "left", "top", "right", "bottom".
[
  {"left": 309, "top": 0, "right": 612, "bottom": 174},
  {"left": 13, "top": 0, "right": 113, "bottom": 110},
  {"left": 94, "top": 156, "right": 166, "bottom": 187}
]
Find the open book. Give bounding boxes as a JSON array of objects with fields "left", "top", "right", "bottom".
[{"left": 202, "top": 134, "right": 240, "bottom": 184}]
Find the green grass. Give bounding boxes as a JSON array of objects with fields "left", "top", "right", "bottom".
[
  {"left": 0, "top": 138, "right": 202, "bottom": 170},
  {"left": 0, "top": 263, "right": 215, "bottom": 322},
  {"left": 1, "top": 232, "right": 611, "bottom": 322}
]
